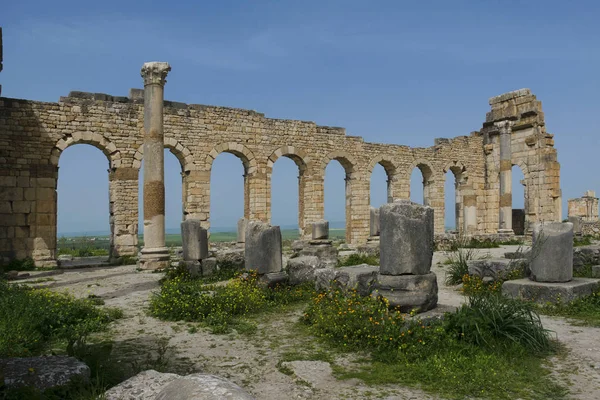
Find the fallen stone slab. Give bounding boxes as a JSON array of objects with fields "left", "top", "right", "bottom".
[
  {"left": 105, "top": 370, "right": 255, "bottom": 400},
  {"left": 287, "top": 256, "right": 321, "bottom": 285},
  {"left": 314, "top": 264, "right": 378, "bottom": 296},
  {"left": 467, "top": 258, "right": 527, "bottom": 280},
  {"left": 0, "top": 355, "right": 90, "bottom": 392},
  {"left": 502, "top": 278, "right": 600, "bottom": 304}
]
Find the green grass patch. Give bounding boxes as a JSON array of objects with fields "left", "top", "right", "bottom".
[
  {"left": 444, "top": 247, "right": 478, "bottom": 285},
  {"left": 0, "top": 257, "right": 36, "bottom": 273},
  {"left": 337, "top": 253, "right": 379, "bottom": 267},
  {"left": 150, "top": 270, "right": 315, "bottom": 333},
  {"left": 302, "top": 289, "right": 561, "bottom": 399},
  {"left": 573, "top": 236, "right": 593, "bottom": 247},
  {"left": 0, "top": 280, "right": 122, "bottom": 358},
  {"left": 540, "top": 289, "right": 600, "bottom": 327}
]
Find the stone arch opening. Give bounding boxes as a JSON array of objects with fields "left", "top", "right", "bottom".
[
  {"left": 322, "top": 152, "right": 356, "bottom": 243},
  {"left": 50, "top": 134, "right": 122, "bottom": 263},
  {"left": 368, "top": 157, "right": 397, "bottom": 204},
  {"left": 409, "top": 162, "right": 434, "bottom": 206},
  {"left": 206, "top": 146, "right": 256, "bottom": 237},
  {"left": 267, "top": 146, "right": 309, "bottom": 237},
  {"left": 443, "top": 162, "right": 467, "bottom": 232},
  {"left": 56, "top": 143, "right": 111, "bottom": 263}
]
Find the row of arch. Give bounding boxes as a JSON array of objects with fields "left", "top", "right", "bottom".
[{"left": 51, "top": 133, "right": 477, "bottom": 190}]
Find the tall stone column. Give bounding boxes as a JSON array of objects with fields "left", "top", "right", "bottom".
[
  {"left": 496, "top": 120, "right": 513, "bottom": 234},
  {"left": 139, "top": 62, "right": 171, "bottom": 270}
]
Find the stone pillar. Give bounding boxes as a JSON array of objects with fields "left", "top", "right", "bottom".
[
  {"left": 373, "top": 200, "right": 437, "bottom": 313},
  {"left": 530, "top": 222, "right": 573, "bottom": 282},
  {"left": 138, "top": 61, "right": 171, "bottom": 270},
  {"left": 369, "top": 207, "right": 380, "bottom": 237},
  {"left": 496, "top": 120, "right": 513, "bottom": 233},
  {"left": 245, "top": 221, "right": 287, "bottom": 285},
  {"left": 237, "top": 218, "right": 247, "bottom": 243}
]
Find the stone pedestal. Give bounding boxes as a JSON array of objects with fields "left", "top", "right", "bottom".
[
  {"left": 138, "top": 61, "right": 171, "bottom": 271},
  {"left": 372, "top": 273, "right": 438, "bottom": 312},
  {"left": 373, "top": 200, "right": 437, "bottom": 313},
  {"left": 502, "top": 221, "right": 600, "bottom": 303}
]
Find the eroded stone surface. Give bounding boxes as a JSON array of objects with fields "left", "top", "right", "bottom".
[
  {"left": 0, "top": 356, "right": 90, "bottom": 392},
  {"left": 379, "top": 201, "right": 434, "bottom": 275},
  {"left": 245, "top": 221, "right": 282, "bottom": 274},
  {"left": 530, "top": 222, "right": 573, "bottom": 282}
]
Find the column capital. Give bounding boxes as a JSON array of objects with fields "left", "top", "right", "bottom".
[
  {"left": 494, "top": 120, "right": 514, "bottom": 135},
  {"left": 141, "top": 62, "right": 171, "bottom": 86}
]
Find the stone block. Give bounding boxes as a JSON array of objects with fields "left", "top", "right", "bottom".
[
  {"left": 237, "top": 218, "right": 247, "bottom": 243},
  {"left": 372, "top": 272, "right": 438, "bottom": 313},
  {"left": 245, "top": 221, "right": 282, "bottom": 274},
  {"left": 312, "top": 220, "right": 329, "bottom": 240},
  {"left": 467, "top": 258, "right": 527, "bottom": 280},
  {"left": 180, "top": 219, "right": 208, "bottom": 261},
  {"left": 502, "top": 278, "right": 600, "bottom": 304},
  {"left": 202, "top": 257, "right": 217, "bottom": 276},
  {"left": 592, "top": 265, "right": 600, "bottom": 279},
  {"left": 569, "top": 216, "right": 583, "bottom": 235},
  {"left": 298, "top": 243, "right": 338, "bottom": 268},
  {"left": 380, "top": 200, "right": 434, "bottom": 275},
  {"left": 0, "top": 356, "right": 90, "bottom": 392},
  {"left": 314, "top": 264, "right": 378, "bottom": 296},
  {"left": 370, "top": 206, "right": 380, "bottom": 236},
  {"left": 287, "top": 255, "right": 321, "bottom": 285},
  {"left": 530, "top": 222, "right": 573, "bottom": 282}
]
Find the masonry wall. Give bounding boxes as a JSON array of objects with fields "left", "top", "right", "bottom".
[
  {"left": 480, "top": 89, "right": 561, "bottom": 234},
  {"left": 0, "top": 88, "right": 559, "bottom": 266},
  {"left": 568, "top": 193, "right": 599, "bottom": 222}
]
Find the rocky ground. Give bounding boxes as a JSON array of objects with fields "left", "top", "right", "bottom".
[{"left": 16, "top": 245, "right": 600, "bottom": 400}]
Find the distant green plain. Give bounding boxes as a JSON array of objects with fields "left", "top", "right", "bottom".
[{"left": 58, "top": 228, "right": 346, "bottom": 251}]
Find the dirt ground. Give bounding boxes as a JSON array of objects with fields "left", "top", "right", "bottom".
[{"left": 17, "top": 245, "right": 600, "bottom": 399}]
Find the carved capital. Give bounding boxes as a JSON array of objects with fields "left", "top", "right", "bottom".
[
  {"left": 494, "top": 120, "right": 513, "bottom": 135},
  {"left": 141, "top": 62, "right": 171, "bottom": 86}
]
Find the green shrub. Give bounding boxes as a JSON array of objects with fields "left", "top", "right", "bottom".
[
  {"left": 444, "top": 247, "right": 477, "bottom": 285},
  {"left": 540, "top": 289, "right": 600, "bottom": 326},
  {"left": 0, "top": 257, "right": 36, "bottom": 272},
  {"left": 445, "top": 294, "right": 552, "bottom": 353},
  {"left": 0, "top": 280, "right": 122, "bottom": 357},
  {"left": 574, "top": 236, "right": 593, "bottom": 247},
  {"left": 150, "top": 271, "right": 314, "bottom": 332},
  {"left": 337, "top": 253, "right": 379, "bottom": 267},
  {"left": 302, "top": 288, "right": 562, "bottom": 399}
]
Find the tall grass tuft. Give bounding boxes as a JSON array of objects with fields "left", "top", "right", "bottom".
[{"left": 445, "top": 294, "right": 553, "bottom": 353}]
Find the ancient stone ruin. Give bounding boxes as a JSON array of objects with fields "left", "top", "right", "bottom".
[
  {"left": 372, "top": 200, "right": 437, "bottom": 312},
  {"left": 568, "top": 190, "right": 600, "bottom": 236},
  {"left": 0, "top": 54, "right": 562, "bottom": 267},
  {"left": 503, "top": 222, "right": 600, "bottom": 303}
]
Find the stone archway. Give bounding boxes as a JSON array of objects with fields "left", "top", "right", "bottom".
[{"left": 267, "top": 145, "right": 310, "bottom": 236}]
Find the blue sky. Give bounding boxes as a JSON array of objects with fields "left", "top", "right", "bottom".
[{"left": 2, "top": 0, "right": 599, "bottom": 234}]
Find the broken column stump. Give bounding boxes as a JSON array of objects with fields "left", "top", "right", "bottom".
[{"left": 372, "top": 200, "right": 438, "bottom": 313}]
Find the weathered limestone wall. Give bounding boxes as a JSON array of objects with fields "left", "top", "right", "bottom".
[
  {"left": 0, "top": 87, "right": 559, "bottom": 266},
  {"left": 568, "top": 191, "right": 599, "bottom": 222},
  {"left": 480, "top": 89, "right": 561, "bottom": 234}
]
